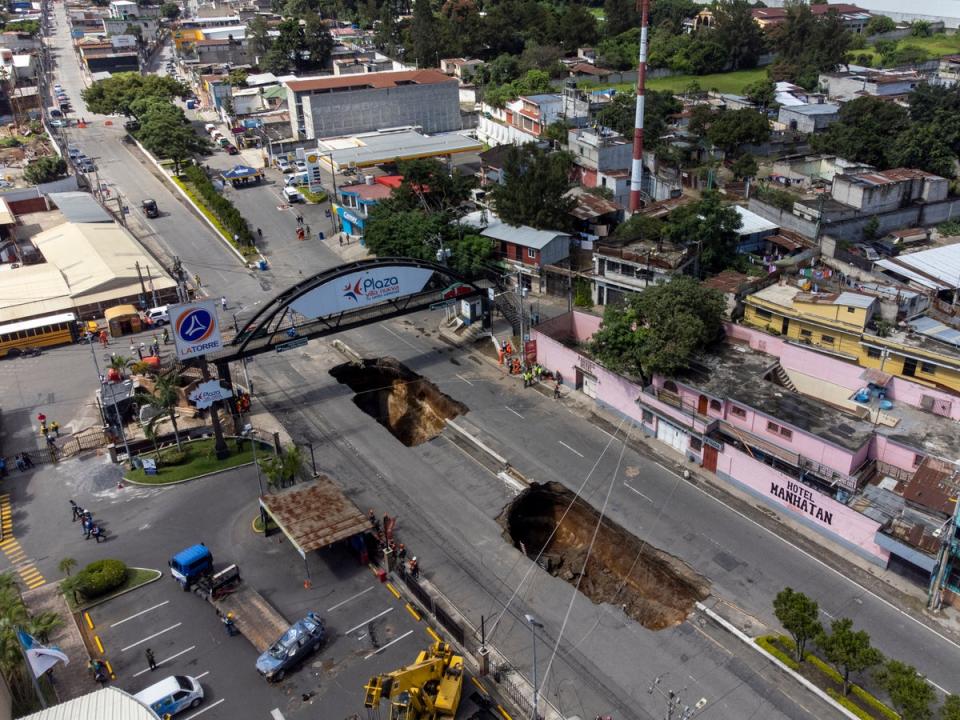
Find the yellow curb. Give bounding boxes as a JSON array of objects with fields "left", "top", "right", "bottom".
[
  {"left": 25, "top": 578, "right": 45, "bottom": 589},
  {"left": 385, "top": 582, "right": 400, "bottom": 599},
  {"left": 85, "top": 612, "right": 94, "bottom": 630},
  {"left": 497, "top": 705, "right": 513, "bottom": 720},
  {"left": 405, "top": 603, "right": 421, "bottom": 622},
  {"left": 471, "top": 677, "right": 488, "bottom": 694},
  {"left": 94, "top": 636, "right": 104, "bottom": 654},
  {"left": 426, "top": 627, "right": 441, "bottom": 643}
]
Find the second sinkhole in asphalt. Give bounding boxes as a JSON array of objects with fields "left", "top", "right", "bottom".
[
  {"left": 502, "top": 482, "right": 710, "bottom": 630},
  {"left": 329, "top": 357, "right": 467, "bottom": 446}
]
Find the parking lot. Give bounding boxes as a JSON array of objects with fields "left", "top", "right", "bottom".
[{"left": 80, "top": 496, "right": 467, "bottom": 720}]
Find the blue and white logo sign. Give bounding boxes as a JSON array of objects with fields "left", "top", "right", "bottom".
[{"left": 170, "top": 300, "right": 223, "bottom": 360}]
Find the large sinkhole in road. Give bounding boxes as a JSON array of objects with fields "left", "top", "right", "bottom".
[
  {"left": 503, "top": 482, "right": 710, "bottom": 630},
  {"left": 329, "top": 357, "right": 467, "bottom": 446}
]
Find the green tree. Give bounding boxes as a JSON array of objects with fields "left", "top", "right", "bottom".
[
  {"left": 589, "top": 276, "right": 725, "bottom": 379},
  {"left": 865, "top": 14, "right": 896, "bottom": 35},
  {"left": 248, "top": 15, "right": 273, "bottom": 56},
  {"left": 228, "top": 68, "right": 249, "bottom": 86},
  {"left": 941, "top": 695, "right": 960, "bottom": 720},
  {"left": 595, "top": 90, "right": 682, "bottom": 149},
  {"left": 108, "top": 355, "right": 131, "bottom": 377},
  {"left": 303, "top": 14, "right": 334, "bottom": 69},
  {"left": 910, "top": 19, "right": 932, "bottom": 37},
  {"left": 159, "top": 2, "right": 180, "bottom": 19},
  {"left": 82, "top": 72, "right": 188, "bottom": 116},
  {"left": 447, "top": 232, "right": 494, "bottom": 277},
  {"left": 555, "top": 3, "right": 598, "bottom": 51},
  {"left": 491, "top": 145, "right": 574, "bottom": 230},
  {"left": 542, "top": 119, "right": 571, "bottom": 146},
  {"left": 135, "top": 100, "right": 209, "bottom": 174},
  {"left": 818, "top": 618, "right": 882, "bottom": 696},
  {"left": 663, "top": 191, "right": 741, "bottom": 274},
  {"left": 773, "top": 587, "right": 821, "bottom": 663},
  {"left": 742, "top": 78, "right": 776, "bottom": 110},
  {"left": 862, "top": 216, "right": 880, "bottom": 242},
  {"left": 410, "top": 0, "right": 440, "bottom": 67},
  {"left": 612, "top": 214, "right": 664, "bottom": 244},
  {"left": 768, "top": 3, "right": 850, "bottom": 88},
  {"left": 24, "top": 155, "right": 67, "bottom": 185},
  {"left": 706, "top": 108, "right": 770, "bottom": 153},
  {"left": 875, "top": 660, "right": 936, "bottom": 720},
  {"left": 713, "top": 0, "right": 766, "bottom": 70},
  {"left": 603, "top": 0, "right": 638, "bottom": 38},
  {"left": 890, "top": 124, "right": 956, "bottom": 177},
  {"left": 365, "top": 207, "right": 446, "bottom": 261},
  {"left": 810, "top": 95, "right": 910, "bottom": 167},
  {"left": 143, "top": 370, "right": 183, "bottom": 450},
  {"left": 260, "top": 445, "right": 304, "bottom": 489},
  {"left": 730, "top": 154, "right": 758, "bottom": 180}
]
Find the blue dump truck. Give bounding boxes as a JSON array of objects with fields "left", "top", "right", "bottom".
[{"left": 169, "top": 544, "right": 213, "bottom": 590}]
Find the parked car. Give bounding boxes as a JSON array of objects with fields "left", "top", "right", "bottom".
[
  {"left": 255, "top": 613, "right": 326, "bottom": 682},
  {"left": 295, "top": 160, "right": 307, "bottom": 172},
  {"left": 78, "top": 159, "right": 95, "bottom": 173},
  {"left": 224, "top": 143, "right": 239, "bottom": 155},
  {"left": 282, "top": 186, "right": 304, "bottom": 203},
  {"left": 873, "top": 239, "right": 899, "bottom": 257},
  {"left": 124, "top": 119, "right": 140, "bottom": 131},
  {"left": 134, "top": 675, "right": 203, "bottom": 716},
  {"left": 142, "top": 199, "right": 159, "bottom": 218},
  {"left": 275, "top": 157, "right": 292, "bottom": 173},
  {"left": 53, "top": 84, "right": 62, "bottom": 93},
  {"left": 854, "top": 243, "right": 880, "bottom": 262},
  {"left": 67, "top": 145, "right": 81, "bottom": 159}
]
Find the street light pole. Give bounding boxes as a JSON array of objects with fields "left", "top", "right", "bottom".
[{"left": 525, "top": 614, "right": 543, "bottom": 720}]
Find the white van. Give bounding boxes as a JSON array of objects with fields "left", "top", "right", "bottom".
[
  {"left": 285, "top": 171, "right": 309, "bottom": 187},
  {"left": 134, "top": 675, "right": 203, "bottom": 716},
  {"left": 145, "top": 305, "right": 169, "bottom": 325}
]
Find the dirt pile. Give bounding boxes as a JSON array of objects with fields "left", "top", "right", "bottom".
[
  {"left": 330, "top": 357, "right": 467, "bottom": 446},
  {"left": 502, "top": 482, "right": 710, "bottom": 630}
]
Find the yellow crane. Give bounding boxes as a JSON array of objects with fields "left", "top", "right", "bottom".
[{"left": 363, "top": 641, "right": 465, "bottom": 719}]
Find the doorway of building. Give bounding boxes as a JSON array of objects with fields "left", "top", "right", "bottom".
[{"left": 903, "top": 357, "right": 917, "bottom": 377}]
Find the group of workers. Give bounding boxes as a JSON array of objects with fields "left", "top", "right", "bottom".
[{"left": 369, "top": 509, "right": 419, "bottom": 579}]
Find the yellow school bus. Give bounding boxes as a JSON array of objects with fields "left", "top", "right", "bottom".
[{"left": 0, "top": 312, "right": 79, "bottom": 357}]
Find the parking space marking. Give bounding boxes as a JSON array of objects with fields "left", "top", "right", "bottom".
[
  {"left": 558, "top": 440, "right": 585, "bottom": 458},
  {"left": 327, "top": 586, "right": 374, "bottom": 612},
  {"left": 456, "top": 374, "right": 474, "bottom": 386},
  {"left": 364, "top": 630, "right": 414, "bottom": 660},
  {"left": 505, "top": 406, "right": 524, "bottom": 419},
  {"left": 111, "top": 601, "right": 170, "bottom": 628},
  {"left": 345, "top": 608, "right": 393, "bottom": 636},
  {"left": 131, "top": 645, "right": 196, "bottom": 678},
  {"left": 270, "top": 710, "right": 285, "bottom": 720},
  {"left": 183, "top": 698, "right": 224, "bottom": 719},
  {"left": 195, "top": 671, "right": 210, "bottom": 680},
  {"left": 623, "top": 481, "right": 653, "bottom": 503},
  {"left": 120, "top": 623, "right": 182, "bottom": 652}
]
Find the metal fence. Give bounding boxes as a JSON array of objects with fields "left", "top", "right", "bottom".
[{"left": 399, "top": 573, "right": 465, "bottom": 646}]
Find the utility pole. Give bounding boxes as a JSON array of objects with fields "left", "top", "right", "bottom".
[
  {"left": 648, "top": 675, "right": 707, "bottom": 720},
  {"left": 145, "top": 264, "right": 159, "bottom": 308},
  {"left": 134, "top": 261, "right": 147, "bottom": 308},
  {"left": 628, "top": 0, "right": 651, "bottom": 213},
  {"left": 524, "top": 615, "right": 543, "bottom": 720},
  {"left": 517, "top": 271, "right": 526, "bottom": 369}
]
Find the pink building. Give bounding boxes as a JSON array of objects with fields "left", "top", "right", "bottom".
[{"left": 533, "top": 311, "right": 960, "bottom": 569}]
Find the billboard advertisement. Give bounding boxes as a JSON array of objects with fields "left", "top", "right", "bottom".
[
  {"left": 170, "top": 301, "right": 223, "bottom": 360},
  {"left": 290, "top": 266, "right": 435, "bottom": 319}
]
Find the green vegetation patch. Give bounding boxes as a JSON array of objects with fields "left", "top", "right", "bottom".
[
  {"left": 125, "top": 437, "right": 271, "bottom": 484},
  {"left": 64, "top": 568, "right": 160, "bottom": 611},
  {"left": 172, "top": 176, "right": 258, "bottom": 259},
  {"left": 755, "top": 635, "right": 800, "bottom": 670},
  {"left": 580, "top": 67, "right": 767, "bottom": 96},
  {"left": 299, "top": 187, "right": 328, "bottom": 204}
]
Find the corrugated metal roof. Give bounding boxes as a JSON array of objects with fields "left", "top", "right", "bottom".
[
  {"left": 834, "top": 291, "right": 875, "bottom": 308},
  {"left": 49, "top": 192, "right": 112, "bottom": 223},
  {"left": 260, "top": 478, "right": 369, "bottom": 554},
  {"left": 461, "top": 210, "right": 569, "bottom": 250},
  {"left": 733, "top": 205, "right": 778, "bottom": 236},
  {"left": 910, "top": 316, "right": 960, "bottom": 349},
  {"left": 877, "top": 244, "right": 960, "bottom": 290},
  {"left": 23, "top": 687, "right": 159, "bottom": 720}
]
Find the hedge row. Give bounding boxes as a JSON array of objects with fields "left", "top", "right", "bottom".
[
  {"left": 76, "top": 559, "right": 127, "bottom": 598},
  {"left": 181, "top": 165, "right": 253, "bottom": 246},
  {"left": 755, "top": 635, "right": 799, "bottom": 671}
]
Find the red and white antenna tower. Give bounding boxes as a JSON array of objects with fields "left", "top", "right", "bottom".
[{"left": 629, "top": 0, "right": 651, "bottom": 213}]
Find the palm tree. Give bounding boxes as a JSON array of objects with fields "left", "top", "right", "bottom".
[
  {"left": 57, "top": 558, "right": 76, "bottom": 577},
  {"left": 146, "top": 370, "right": 182, "bottom": 450},
  {"left": 108, "top": 354, "right": 131, "bottom": 379},
  {"left": 259, "top": 444, "right": 304, "bottom": 490},
  {"left": 143, "top": 417, "right": 161, "bottom": 460}
]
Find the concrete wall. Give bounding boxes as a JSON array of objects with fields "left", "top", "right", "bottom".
[
  {"left": 477, "top": 115, "right": 539, "bottom": 147},
  {"left": 301, "top": 81, "right": 460, "bottom": 140},
  {"left": 715, "top": 446, "right": 889, "bottom": 565}
]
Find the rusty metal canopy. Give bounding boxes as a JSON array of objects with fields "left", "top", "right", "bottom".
[{"left": 259, "top": 477, "right": 369, "bottom": 557}]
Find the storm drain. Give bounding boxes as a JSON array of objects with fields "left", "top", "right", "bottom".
[
  {"left": 501, "top": 482, "right": 710, "bottom": 630},
  {"left": 330, "top": 357, "right": 467, "bottom": 446}
]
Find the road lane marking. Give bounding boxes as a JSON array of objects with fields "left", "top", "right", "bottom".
[
  {"left": 623, "top": 481, "right": 653, "bottom": 503},
  {"left": 196, "top": 671, "right": 210, "bottom": 680},
  {"left": 558, "top": 440, "right": 584, "bottom": 458},
  {"left": 327, "top": 586, "right": 374, "bottom": 612},
  {"left": 505, "top": 406, "right": 524, "bottom": 419},
  {"left": 652, "top": 459, "right": 960, "bottom": 684},
  {"left": 111, "top": 601, "right": 171, "bottom": 627},
  {"left": 364, "top": 629, "right": 414, "bottom": 660},
  {"left": 131, "top": 645, "right": 196, "bottom": 677},
  {"left": 456, "top": 374, "right": 474, "bottom": 386},
  {"left": 345, "top": 608, "right": 393, "bottom": 635},
  {"left": 120, "top": 623, "right": 182, "bottom": 652},
  {"left": 271, "top": 710, "right": 285, "bottom": 720},
  {"left": 381, "top": 325, "right": 419, "bottom": 350},
  {"left": 182, "top": 698, "right": 224, "bottom": 719},
  {"left": 592, "top": 424, "right": 619, "bottom": 441}
]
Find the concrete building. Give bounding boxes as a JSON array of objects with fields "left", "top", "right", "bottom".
[
  {"left": 333, "top": 178, "right": 394, "bottom": 238},
  {"left": 439, "top": 57, "right": 484, "bottom": 82},
  {"left": 734, "top": 205, "right": 779, "bottom": 253},
  {"left": 590, "top": 239, "right": 696, "bottom": 306},
  {"left": 819, "top": 69, "right": 925, "bottom": 101},
  {"left": 777, "top": 103, "right": 840, "bottom": 133},
  {"left": 770, "top": 154, "right": 876, "bottom": 188},
  {"left": 743, "top": 283, "right": 960, "bottom": 393},
  {"left": 830, "top": 168, "right": 948, "bottom": 214},
  {"left": 78, "top": 41, "right": 138, "bottom": 73},
  {"left": 190, "top": 38, "right": 254, "bottom": 66},
  {"left": 462, "top": 210, "right": 569, "bottom": 294},
  {"left": 751, "top": 3, "right": 873, "bottom": 32},
  {"left": 567, "top": 126, "right": 633, "bottom": 206},
  {"left": 285, "top": 69, "right": 460, "bottom": 140}
]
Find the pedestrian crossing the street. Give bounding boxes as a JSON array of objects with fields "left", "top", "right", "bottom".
[{"left": 0, "top": 494, "right": 45, "bottom": 590}]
